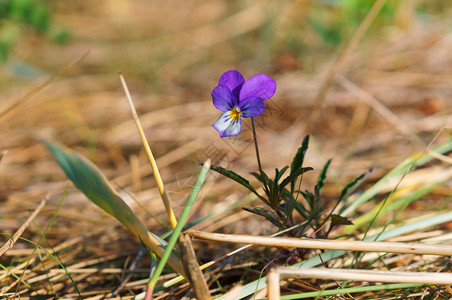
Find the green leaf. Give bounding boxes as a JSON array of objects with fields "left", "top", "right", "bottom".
[
  {"left": 288, "top": 135, "right": 310, "bottom": 192},
  {"left": 250, "top": 170, "right": 272, "bottom": 196},
  {"left": 331, "top": 214, "right": 354, "bottom": 227},
  {"left": 275, "top": 166, "right": 289, "bottom": 183},
  {"left": 30, "top": 3, "right": 49, "bottom": 31},
  {"left": 279, "top": 167, "right": 313, "bottom": 193},
  {"left": 42, "top": 139, "right": 185, "bottom": 276},
  {"left": 210, "top": 164, "right": 258, "bottom": 195},
  {"left": 43, "top": 140, "right": 123, "bottom": 218},
  {"left": 316, "top": 159, "right": 331, "bottom": 194},
  {"left": 339, "top": 166, "right": 375, "bottom": 204},
  {"left": 242, "top": 207, "right": 281, "bottom": 226},
  {"left": 327, "top": 167, "right": 374, "bottom": 233},
  {"left": 301, "top": 190, "right": 317, "bottom": 213},
  {"left": 293, "top": 201, "right": 309, "bottom": 219},
  {"left": 250, "top": 171, "right": 263, "bottom": 182},
  {"left": 290, "top": 135, "right": 309, "bottom": 177}
]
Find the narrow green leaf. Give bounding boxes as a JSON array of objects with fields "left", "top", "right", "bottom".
[
  {"left": 250, "top": 171, "right": 263, "bottom": 183},
  {"left": 43, "top": 140, "right": 128, "bottom": 218},
  {"left": 210, "top": 164, "right": 258, "bottom": 195},
  {"left": 339, "top": 166, "right": 375, "bottom": 205},
  {"left": 275, "top": 166, "right": 289, "bottom": 183},
  {"left": 290, "top": 135, "right": 310, "bottom": 177},
  {"left": 279, "top": 167, "right": 313, "bottom": 192},
  {"left": 316, "top": 159, "right": 331, "bottom": 194},
  {"left": 42, "top": 140, "right": 185, "bottom": 276},
  {"left": 212, "top": 166, "right": 272, "bottom": 205},
  {"left": 293, "top": 201, "right": 309, "bottom": 220},
  {"left": 344, "top": 182, "right": 439, "bottom": 234},
  {"left": 301, "top": 190, "right": 316, "bottom": 212},
  {"left": 242, "top": 207, "right": 281, "bottom": 226},
  {"left": 259, "top": 167, "right": 272, "bottom": 188}
]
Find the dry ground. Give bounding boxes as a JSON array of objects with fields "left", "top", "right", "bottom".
[{"left": 1, "top": 1, "right": 452, "bottom": 299}]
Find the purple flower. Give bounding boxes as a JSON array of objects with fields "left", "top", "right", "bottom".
[{"left": 212, "top": 70, "right": 277, "bottom": 137}]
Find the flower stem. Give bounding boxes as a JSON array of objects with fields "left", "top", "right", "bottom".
[{"left": 251, "top": 118, "right": 268, "bottom": 191}]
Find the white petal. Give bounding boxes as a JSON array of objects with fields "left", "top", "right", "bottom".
[{"left": 212, "top": 111, "right": 242, "bottom": 137}]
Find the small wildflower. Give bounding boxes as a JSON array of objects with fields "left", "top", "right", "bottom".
[{"left": 212, "top": 70, "right": 276, "bottom": 137}]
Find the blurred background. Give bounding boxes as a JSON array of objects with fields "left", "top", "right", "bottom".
[{"left": 1, "top": 0, "right": 451, "bottom": 297}]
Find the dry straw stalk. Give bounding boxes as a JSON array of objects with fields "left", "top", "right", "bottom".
[
  {"left": 267, "top": 267, "right": 452, "bottom": 299},
  {"left": 187, "top": 230, "right": 452, "bottom": 256}
]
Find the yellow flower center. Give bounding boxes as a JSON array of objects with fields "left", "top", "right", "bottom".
[{"left": 229, "top": 107, "right": 242, "bottom": 121}]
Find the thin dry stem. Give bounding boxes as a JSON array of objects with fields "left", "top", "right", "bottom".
[
  {"left": 119, "top": 72, "right": 178, "bottom": 230},
  {"left": 267, "top": 267, "right": 452, "bottom": 298},
  {"left": 337, "top": 75, "right": 421, "bottom": 145},
  {"left": 428, "top": 150, "right": 452, "bottom": 165},
  {"left": 0, "top": 197, "right": 47, "bottom": 257},
  {"left": 160, "top": 224, "right": 306, "bottom": 289},
  {"left": 304, "top": 0, "right": 387, "bottom": 133},
  {"left": 187, "top": 231, "right": 452, "bottom": 256},
  {"left": 178, "top": 233, "right": 212, "bottom": 300},
  {"left": 267, "top": 268, "right": 281, "bottom": 300},
  {"left": 0, "top": 51, "right": 90, "bottom": 119},
  {"left": 110, "top": 248, "right": 145, "bottom": 297},
  {"left": 276, "top": 267, "right": 452, "bottom": 285}
]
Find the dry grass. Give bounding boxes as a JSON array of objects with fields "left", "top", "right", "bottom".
[{"left": 1, "top": 0, "right": 452, "bottom": 299}]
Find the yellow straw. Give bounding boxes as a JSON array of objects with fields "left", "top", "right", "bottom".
[{"left": 119, "top": 72, "right": 178, "bottom": 229}]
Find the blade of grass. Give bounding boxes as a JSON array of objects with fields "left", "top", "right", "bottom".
[
  {"left": 0, "top": 235, "right": 83, "bottom": 296},
  {"left": 345, "top": 182, "right": 441, "bottom": 234},
  {"left": 10, "top": 185, "right": 82, "bottom": 298},
  {"left": 42, "top": 139, "right": 185, "bottom": 276},
  {"left": 119, "top": 72, "right": 178, "bottom": 230},
  {"left": 341, "top": 140, "right": 452, "bottom": 216},
  {"left": 279, "top": 283, "right": 424, "bottom": 299},
  {"left": 344, "top": 134, "right": 451, "bottom": 269},
  {"left": 145, "top": 159, "right": 210, "bottom": 300}
]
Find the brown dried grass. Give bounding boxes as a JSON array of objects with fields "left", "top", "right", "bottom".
[{"left": 1, "top": 0, "right": 451, "bottom": 299}]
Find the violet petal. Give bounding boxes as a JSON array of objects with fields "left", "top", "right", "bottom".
[
  {"left": 239, "top": 74, "right": 276, "bottom": 101},
  {"left": 239, "top": 97, "right": 265, "bottom": 118},
  {"left": 218, "top": 70, "right": 245, "bottom": 99},
  {"left": 212, "top": 86, "right": 237, "bottom": 112}
]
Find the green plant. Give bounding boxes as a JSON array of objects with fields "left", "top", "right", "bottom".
[
  {"left": 209, "top": 71, "right": 359, "bottom": 242},
  {"left": 0, "top": 0, "right": 69, "bottom": 61}
]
